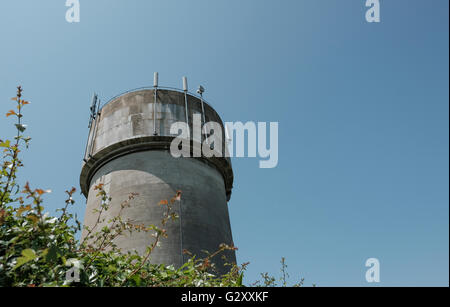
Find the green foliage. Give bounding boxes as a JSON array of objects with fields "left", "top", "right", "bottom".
[
  {"left": 0, "top": 86, "right": 244, "bottom": 287},
  {"left": 251, "top": 257, "right": 308, "bottom": 287},
  {"left": 0, "top": 86, "right": 305, "bottom": 287}
]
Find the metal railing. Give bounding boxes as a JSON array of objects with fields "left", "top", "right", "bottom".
[{"left": 99, "top": 86, "right": 215, "bottom": 111}]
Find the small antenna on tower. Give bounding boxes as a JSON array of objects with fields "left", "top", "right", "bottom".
[
  {"left": 153, "top": 72, "right": 159, "bottom": 88},
  {"left": 183, "top": 76, "right": 188, "bottom": 92},
  {"left": 197, "top": 85, "right": 205, "bottom": 96},
  {"left": 88, "top": 93, "right": 98, "bottom": 128}
]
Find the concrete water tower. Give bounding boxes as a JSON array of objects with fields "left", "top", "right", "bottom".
[{"left": 80, "top": 74, "right": 235, "bottom": 274}]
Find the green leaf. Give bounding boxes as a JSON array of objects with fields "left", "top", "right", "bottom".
[
  {"left": 237, "top": 272, "right": 244, "bottom": 286},
  {"left": 132, "top": 275, "right": 141, "bottom": 286},
  {"left": 16, "top": 205, "right": 32, "bottom": 216},
  {"left": 21, "top": 248, "right": 36, "bottom": 260},
  {"left": 0, "top": 140, "right": 10, "bottom": 148},
  {"left": 45, "top": 245, "right": 60, "bottom": 262},
  {"left": 15, "top": 124, "right": 27, "bottom": 132},
  {"left": 14, "top": 248, "right": 37, "bottom": 270}
]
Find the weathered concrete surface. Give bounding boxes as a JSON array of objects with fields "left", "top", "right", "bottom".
[
  {"left": 92, "top": 89, "right": 225, "bottom": 154},
  {"left": 83, "top": 151, "right": 235, "bottom": 272},
  {"left": 80, "top": 89, "right": 235, "bottom": 275},
  {"left": 81, "top": 90, "right": 233, "bottom": 200}
]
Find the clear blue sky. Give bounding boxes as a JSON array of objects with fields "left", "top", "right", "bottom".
[{"left": 0, "top": 0, "right": 448, "bottom": 286}]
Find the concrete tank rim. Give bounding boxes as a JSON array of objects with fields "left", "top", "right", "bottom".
[{"left": 80, "top": 136, "right": 234, "bottom": 202}]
